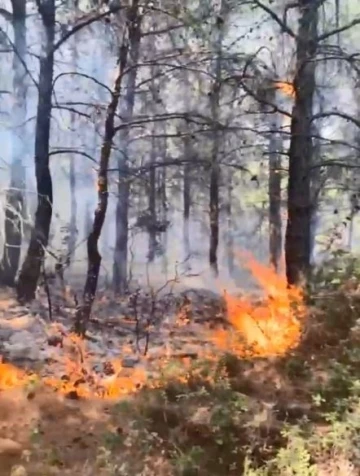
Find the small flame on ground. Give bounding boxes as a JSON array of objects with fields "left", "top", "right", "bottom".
[
  {"left": 0, "top": 334, "right": 148, "bottom": 400},
  {"left": 0, "top": 361, "right": 33, "bottom": 389}
]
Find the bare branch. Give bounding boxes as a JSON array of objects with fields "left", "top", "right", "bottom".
[
  {"left": 0, "top": 7, "right": 12, "bottom": 22},
  {"left": 252, "top": 0, "right": 296, "bottom": 38},
  {"left": 312, "top": 111, "right": 360, "bottom": 129},
  {"left": 0, "top": 27, "right": 38, "bottom": 89},
  {"left": 317, "top": 17, "right": 360, "bottom": 42},
  {"left": 52, "top": 71, "right": 113, "bottom": 95},
  {"left": 49, "top": 148, "right": 97, "bottom": 163},
  {"left": 52, "top": 5, "right": 125, "bottom": 53}
]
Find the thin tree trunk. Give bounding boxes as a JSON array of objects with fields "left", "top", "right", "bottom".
[
  {"left": 209, "top": 2, "right": 227, "bottom": 276},
  {"left": 68, "top": 38, "right": 78, "bottom": 265},
  {"left": 113, "top": 5, "right": 141, "bottom": 295},
  {"left": 183, "top": 136, "right": 191, "bottom": 266},
  {"left": 226, "top": 171, "right": 234, "bottom": 276},
  {"left": 158, "top": 136, "right": 168, "bottom": 274},
  {"left": 285, "top": 0, "right": 318, "bottom": 285},
  {"left": 0, "top": 0, "right": 27, "bottom": 287},
  {"left": 75, "top": 40, "right": 130, "bottom": 335},
  {"left": 268, "top": 109, "right": 282, "bottom": 272},
  {"left": 183, "top": 164, "right": 191, "bottom": 261},
  {"left": 17, "top": 0, "right": 55, "bottom": 302},
  {"left": 148, "top": 135, "right": 157, "bottom": 262},
  {"left": 147, "top": 21, "right": 161, "bottom": 264}
]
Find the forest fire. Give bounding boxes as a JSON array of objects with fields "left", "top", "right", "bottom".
[
  {"left": 274, "top": 80, "right": 296, "bottom": 98},
  {"left": 0, "top": 334, "right": 148, "bottom": 400},
  {"left": 0, "top": 258, "right": 304, "bottom": 398},
  {"left": 213, "top": 256, "right": 304, "bottom": 357}
]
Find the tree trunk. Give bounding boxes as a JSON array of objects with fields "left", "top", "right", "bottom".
[
  {"left": 68, "top": 39, "right": 78, "bottom": 265},
  {"left": 285, "top": 0, "right": 318, "bottom": 285},
  {"left": 148, "top": 136, "right": 157, "bottom": 262},
  {"left": 209, "top": 0, "right": 227, "bottom": 276},
  {"left": 226, "top": 171, "right": 234, "bottom": 276},
  {"left": 158, "top": 143, "right": 168, "bottom": 274},
  {"left": 209, "top": 159, "right": 220, "bottom": 275},
  {"left": 183, "top": 136, "right": 191, "bottom": 267},
  {"left": 75, "top": 41, "right": 129, "bottom": 335},
  {"left": 0, "top": 0, "right": 27, "bottom": 287},
  {"left": 17, "top": 0, "right": 55, "bottom": 302},
  {"left": 113, "top": 6, "right": 141, "bottom": 295},
  {"left": 268, "top": 110, "right": 282, "bottom": 272}
]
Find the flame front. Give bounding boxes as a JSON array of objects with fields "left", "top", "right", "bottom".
[{"left": 214, "top": 256, "right": 304, "bottom": 357}]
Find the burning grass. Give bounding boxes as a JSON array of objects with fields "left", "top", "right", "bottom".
[{"left": 213, "top": 256, "right": 305, "bottom": 357}]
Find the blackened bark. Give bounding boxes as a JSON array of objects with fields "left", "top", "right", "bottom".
[
  {"left": 269, "top": 111, "right": 282, "bottom": 272},
  {"left": 113, "top": 4, "right": 141, "bottom": 294},
  {"left": 17, "top": 0, "right": 55, "bottom": 302},
  {"left": 285, "top": 0, "right": 318, "bottom": 285},
  {"left": 75, "top": 42, "right": 129, "bottom": 335},
  {"left": 0, "top": 0, "right": 27, "bottom": 286}
]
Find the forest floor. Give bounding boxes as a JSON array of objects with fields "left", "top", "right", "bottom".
[{"left": 0, "top": 271, "right": 360, "bottom": 476}]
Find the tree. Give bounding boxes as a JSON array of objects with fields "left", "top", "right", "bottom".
[
  {"left": 0, "top": 0, "right": 27, "bottom": 287},
  {"left": 262, "top": 84, "right": 283, "bottom": 272},
  {"left": 112, "top": 2, "right": 142, "bottom": 295},
  {"left": 17, "top": 0, "right": 56, "bottom": 302},
  {"left": 209, "top": 0, "right": 228, "bottom": 276},
  {"left": 76, "top": 1, "right": 139, "bottom": 334},
  {"left": 16, "top": 2, "right": 124, "bottom": 301},
  {"left": 284, "top": 0, "right": 318, "bottom": 285}
]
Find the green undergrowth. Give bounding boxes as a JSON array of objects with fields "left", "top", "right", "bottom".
[
  {"left": 96, "top": 260, "right": 360, "bottom": 475},
  {"left": 105, "top": 343, "right": 360, "bottom": 476}
]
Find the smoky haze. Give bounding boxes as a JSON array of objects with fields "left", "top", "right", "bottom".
[{"left": 0, "top": 0, "right": 359, "bottom": 296}]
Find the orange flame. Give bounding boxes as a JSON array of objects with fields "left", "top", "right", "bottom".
[
  {"left": 0, "top": 361, "right": 34, "bottom": 389},
  {"left": 0, "top": 333, "right": 148, "bottom": 399},
  {"left": 274, "top": 81, "right": 295, "bottom": 98},
  {"left": 213, "top": 254, "right": 304, "bottom": 357}
]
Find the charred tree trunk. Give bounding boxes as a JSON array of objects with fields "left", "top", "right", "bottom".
[
  {"left": 113, "top": 5, "right": 141, "bottom": 295},
  {"left": 17, "top": 0, "right": 55, "bottom": 302},
  {"left": 75, "top": 42, "right": 129, "bottom": 335},
  {"left": 285, "top": 0, "right": 318, "bottom": 285},
  {"left": 0, "top": 0, "right": 27, "bottom": 287}
]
